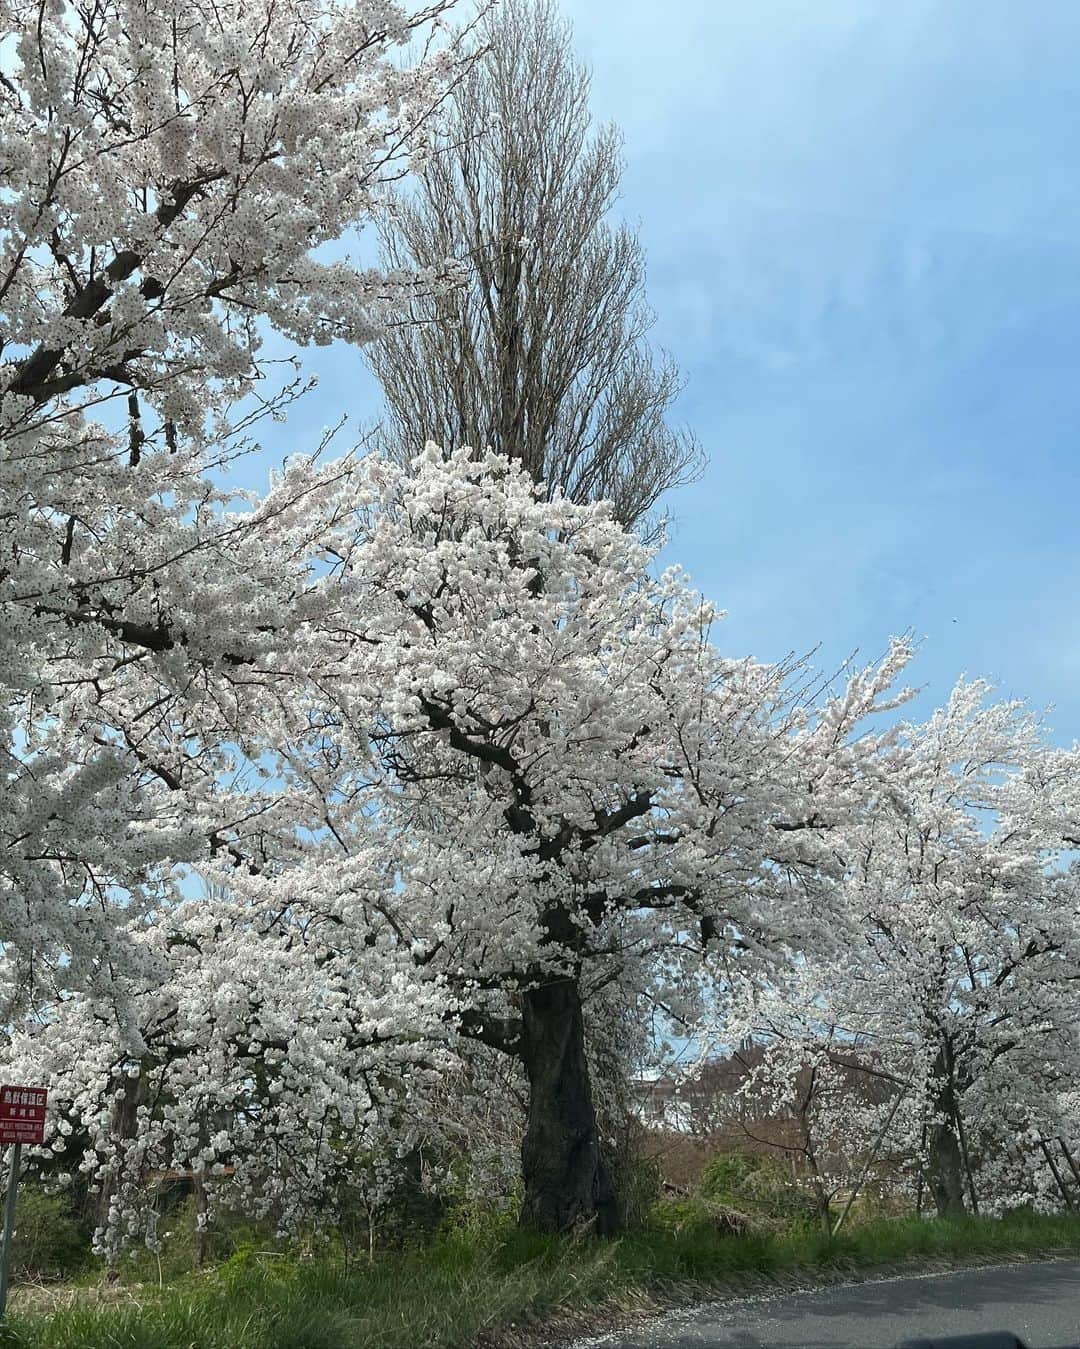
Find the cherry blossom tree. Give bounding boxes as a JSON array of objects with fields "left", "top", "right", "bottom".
[
  {"left": 246, "top": 445, "right": 916, "bottom": 1233},
  {"left": 1, "top": 436, "right": 915, "bottom": 1241},
  {"left": 0, "top": 0, "right": 468, "bottom": 1007},
  {"left": 366, "top": 0, "right": 706, "bottom": 1171},
  {"left": 721, "top": 681, "right": 1080, "bottom": 1218},
  {"left": 0, "top": 0, "right": 486, "bottom": 1253}
]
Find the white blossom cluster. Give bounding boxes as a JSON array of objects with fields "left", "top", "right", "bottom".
[
  {"left": 5, "top": 885, "right": 454, "bottom": 1254},
  {"left": 0, "top": 0, "right": 466, "bottom": 999},
  {"left": 715, "top": 682, "right": 1080, "bottom": 1215},
  {"left": 0, "top": 434, "right": 924, "bottom": 1245}
]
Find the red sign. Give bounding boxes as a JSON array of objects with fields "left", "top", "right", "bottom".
[{"left": 0, "top": 1085, "right": 47, "bottom": 1146}]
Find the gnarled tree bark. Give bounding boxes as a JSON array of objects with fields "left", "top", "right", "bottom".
[
  {"left": 927, "top": 1117, "right": 967, "bottom": 1217},
  {"left": 926, "top": 1046, "right": 968, "bottom": 1217},
  {"left": 519, "top": 976, "right": 620, "bottom": 1234}
]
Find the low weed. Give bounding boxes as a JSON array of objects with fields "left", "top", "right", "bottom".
[{"left": 6, "top": 1210, "right": 1080, "bottom": 1348}]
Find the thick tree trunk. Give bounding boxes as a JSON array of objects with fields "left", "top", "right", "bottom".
[
  {"left": 519, "top": 976, "right": 621, "bottom": 1234},
  {"left": 927, "top": 1118, "right": 967, "bottom": 1216},
  {"left": 927, "top": 1043, "right": 970, "bottom": 1218},
  {"left": 97, "top": 1069, "right": 147, "bottom": 1275}
]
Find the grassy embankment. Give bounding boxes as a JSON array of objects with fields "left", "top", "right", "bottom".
[{"left": 4, "top": 1210, "right": 1080, "bottom": 1349}]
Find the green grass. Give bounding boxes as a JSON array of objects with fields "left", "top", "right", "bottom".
[
  {"left": 613, "top": 1208, "right": 1080, "bottom": 1285},
  {"left": 6, "top": 1211, "right": 1080, "bottom": 1349}
]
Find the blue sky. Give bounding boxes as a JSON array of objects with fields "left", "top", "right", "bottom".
[
  {"left": 257, "top": 0, "right": 1080, "bottom": 745},
  {"left": 561, "top": 0, "right": 1080, "bottom": 743}
]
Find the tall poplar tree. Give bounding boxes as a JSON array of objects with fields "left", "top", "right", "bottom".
[{"left": 367, "top": 0, "right": 703, "bottom": 536}]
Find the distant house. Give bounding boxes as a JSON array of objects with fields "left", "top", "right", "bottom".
[
  {"left": 629, "top": 1069, "right": 693, "bottom": 1132},
  {"left": 631, "top": 1045, "right": 902, "bottom": 1159}
]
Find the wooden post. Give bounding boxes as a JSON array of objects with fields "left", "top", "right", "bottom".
[
  {"left": 1057, "top": 1137, "right": 1080, "bottom": 1195},
  {"left": 1038, "top": 1137, "right": 1074, "bottom": 1209},
  {"left": 952, "top": 1104, "right": 980, "bottom": 1215},
  {"left": 832, "top": 1085, "right": 908, "bottom": 1237},
  {"left": 0, "top": 1144, "right": 22, "bottom": 1319},
  {"left": 915, "top": 1120, "right": 928, "bottom": 1218}
]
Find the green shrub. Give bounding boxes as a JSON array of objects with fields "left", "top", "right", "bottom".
[
  {"left": 699, "top": 1152, "right": 819, "bottom": 1229},
  {"left": 648, "top": 1194, "right": 746, "bottom": 1238},
  {"left": 436, "top": 1193, "right": 519, "bottom": 1249},
  {"left": 614, "top": 1145, "right": 663, "bottom": 1228},
  {"left": 9, "top": 1186, "right": 89, "bottom": 1282},
  {"left": 116, "top": 1194, "right": 282, "bottom": 1284}
]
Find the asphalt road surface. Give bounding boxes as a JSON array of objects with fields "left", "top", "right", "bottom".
[{"left": 570, "top": 1259, "right": 1080, "bottom": 1349}]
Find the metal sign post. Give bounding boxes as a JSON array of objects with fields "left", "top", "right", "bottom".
[
  {"left": 0, "top": 1144, "right": 21, "bottom": 1319},
  {"left": 0, "top": 1085, "right": 48, "bottom": 1319}
]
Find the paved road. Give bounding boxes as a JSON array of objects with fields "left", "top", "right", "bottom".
[{"left": 570, "top": 1259, "right": 1080, "bottom": 1349}]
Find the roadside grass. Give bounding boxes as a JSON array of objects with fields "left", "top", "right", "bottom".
[
  {"left": 5, "top": 1211, "right": 1080, "bottom": 1349},
  {"left": 614, "top": 1208, "right": 1080, "bottom": 1284}
]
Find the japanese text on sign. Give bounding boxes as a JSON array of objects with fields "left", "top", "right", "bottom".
[{"left": 0, "top": 1086, "right": 47, "bottom": 1146}]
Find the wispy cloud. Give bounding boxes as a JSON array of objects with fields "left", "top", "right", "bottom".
[{"left": 561, "top": 0, "right": 1080, "bottom": 739}]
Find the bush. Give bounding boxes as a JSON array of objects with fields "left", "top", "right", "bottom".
[
  {"left": 612, "top": 1143, "right": 663, "bottom": 1229},
  {"left": 698, "top": 1152, "right": 819, "bottom": 1230},
  {"left": 115, "top": 1193, "right": 285, "bottom": 1284},
  {"left": 9, "top": 1185, "right": 89, "bottom": 1282},
  {"left": 648, "top": 1194, "right": 746, "bottom": 1238}
]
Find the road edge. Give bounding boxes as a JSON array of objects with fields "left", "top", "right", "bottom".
[{"left": 481, "top": 1248, "right": 1080, "bottom": 1349}]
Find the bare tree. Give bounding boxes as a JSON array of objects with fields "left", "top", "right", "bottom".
[{"left": 366, "top": 0, "right": 703, "bottom": 532}]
